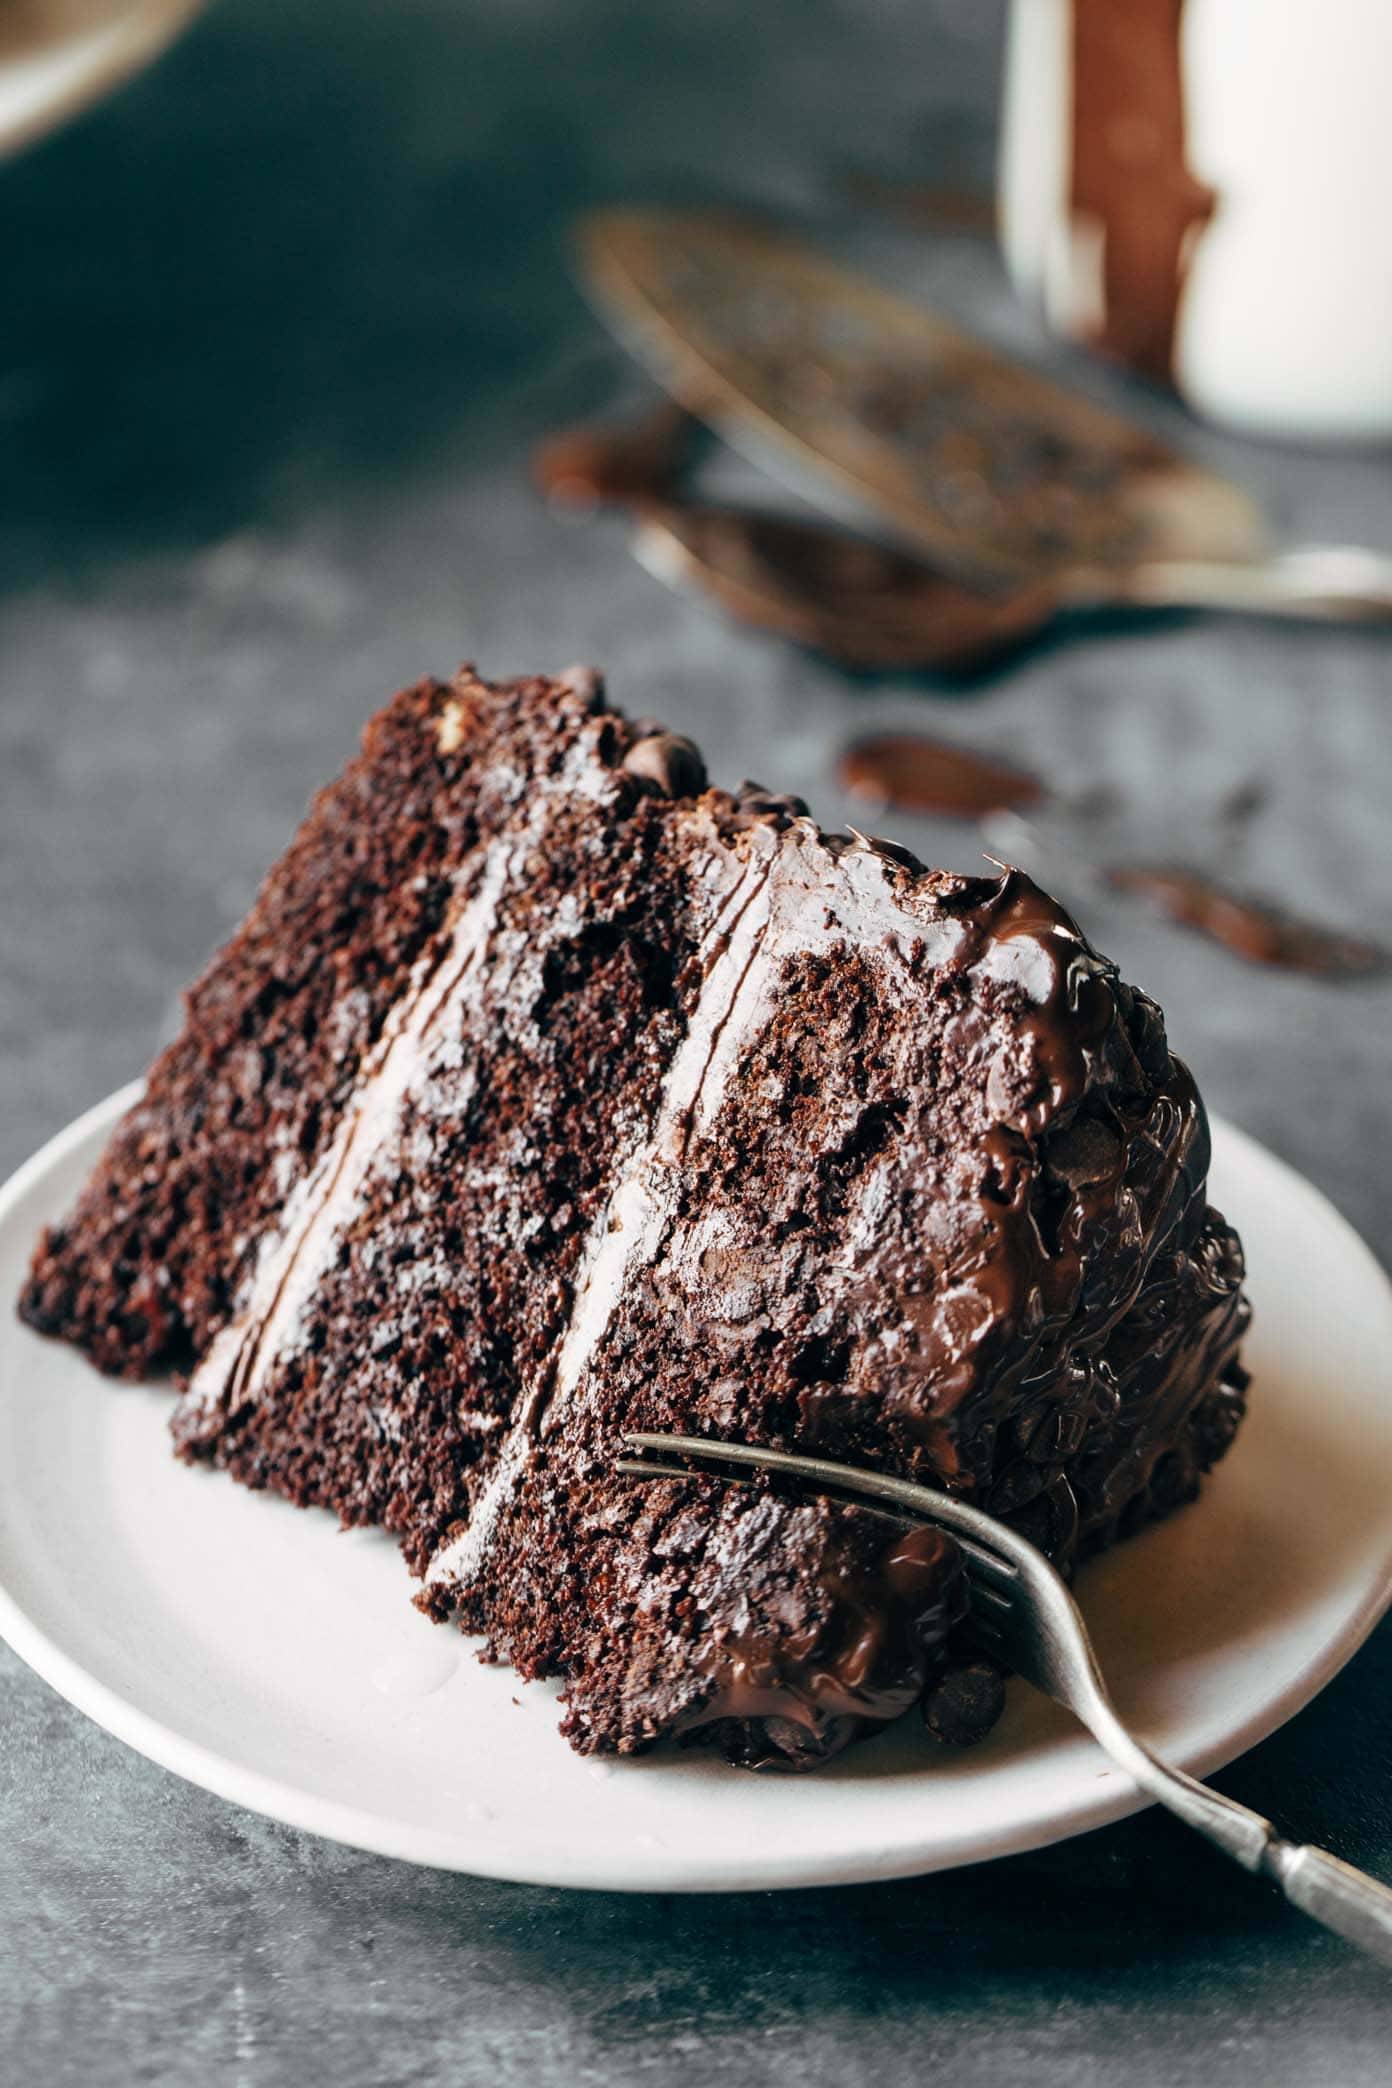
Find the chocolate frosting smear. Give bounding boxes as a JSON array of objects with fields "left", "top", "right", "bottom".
[
  {"left": 839, "top": 730, "right": 1042, "bottom": 817},
  {"left": 1109, "top": 866, "right": 1389, "bottom": 978}
]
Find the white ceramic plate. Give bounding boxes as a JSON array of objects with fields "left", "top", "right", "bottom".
[
  {"left": 0, "top": 0, "right": 205, "bottom": 161},
  {"left": 1, "top": 1087, "right": 1390, "bottom": 1892}
]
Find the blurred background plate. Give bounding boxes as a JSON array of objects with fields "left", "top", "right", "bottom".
[{"left": 0, "top": 0, "right": 205, "bottom": 158}]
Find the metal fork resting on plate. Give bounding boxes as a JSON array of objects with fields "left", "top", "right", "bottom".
[{"left": 619, "top": 1432, "right": 1392, "bottom": 1967}]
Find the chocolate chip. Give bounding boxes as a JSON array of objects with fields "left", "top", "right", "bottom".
[
  {"left": 1188, "top": 1377, "right": 1247, "bottom": 1466},
  {"left": 622, "top": 731, "right": 708, "bottom": 798},
  {"left": 735, "top": 780, "right": 810, "bottom": 822},
  {"left": 921, "top": 1657, "right": 1007, "bottom": 1746},
  {"left": 557, "top": 664, "right": 605, "bottom": 712}
]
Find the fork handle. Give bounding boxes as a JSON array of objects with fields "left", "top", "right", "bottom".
[
  {"left": 1108, "top": 544, "right": 1392, "bottom": 622},
  {"left": 1263, "top": 1841, "right": 1392, "bottom": 1966},
  {"left": 1077, "top": 1701, "right": 1392, "bottom": 1965}
]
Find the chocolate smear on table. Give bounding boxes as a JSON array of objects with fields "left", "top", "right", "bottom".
[
  {"left": 838, "top": 730, "right": 1043, "bottom": 819},
  {"left": 531, "top": 400, "right": 694, "bottom": 509},
  {"left": 636, "top": 504, "right": 1050, "bottom": 673},
  {"left": 841, "top": 173, "right": 997, "bottom": 237},
  {"left": 1215, "top": 777, "right": 1269, "bottom": 831},
  {"left": 1107, "top": 866, "right": 1389, "bottom": 979}
]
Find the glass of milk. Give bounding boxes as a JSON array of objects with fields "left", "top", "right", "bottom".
[{"left": 998, "top": 0, "right": 1392, "bottom": 441}]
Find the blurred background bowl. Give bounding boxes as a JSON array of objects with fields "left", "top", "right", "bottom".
[{"left": 0, "top": 0, "right": 206, "bottom": 159}]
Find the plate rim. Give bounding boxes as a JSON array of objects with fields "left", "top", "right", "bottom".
[{"left": 1, "top": 1084, "right": 1390, "bottom": 1892}]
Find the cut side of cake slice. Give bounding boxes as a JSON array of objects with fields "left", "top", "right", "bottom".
[{"left": 19, "top": 665, "right": 1249, "bottom": 1769}]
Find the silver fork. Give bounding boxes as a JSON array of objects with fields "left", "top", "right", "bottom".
[{"left": 619, "top": 1432, "right": 1392, "bottom": 1965}]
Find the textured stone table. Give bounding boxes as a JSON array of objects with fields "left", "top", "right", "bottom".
[{"left": 3, "top": 3, "right": 1390, "bottom": 2081}]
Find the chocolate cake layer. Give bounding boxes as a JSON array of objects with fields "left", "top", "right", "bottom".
[
  {"left": 170, "top": 682, "right": 720, "bottom": 1570},
  {"left": 20, "top": 665, "right": 1249, "bottom": 1770},
  {"left": 19, "top": 671, "right": 617, "bottom": 1377}
]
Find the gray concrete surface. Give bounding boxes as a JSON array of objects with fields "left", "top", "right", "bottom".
[{"left": 2, "top": 2, "right": 1390, "bottom": 2080}]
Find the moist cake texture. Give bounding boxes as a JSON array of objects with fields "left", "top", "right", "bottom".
[{"left": 19, "top": 665, "right": 1250, "bottom": 1769}]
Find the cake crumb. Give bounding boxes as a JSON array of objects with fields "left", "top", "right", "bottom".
[{"left": 436, "top": 698, "right": 467, "bottom": 756}]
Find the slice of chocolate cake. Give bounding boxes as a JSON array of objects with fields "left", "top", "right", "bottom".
[{"left": 20, "top": 665, "right": 1249, "bottom": 1769}]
